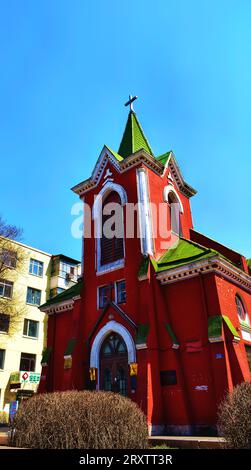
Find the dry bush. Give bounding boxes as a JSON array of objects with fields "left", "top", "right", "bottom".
[
  {"left": 10, "top": 391, "right": 148, "bottom": 449},
  {"left": 218, "top": 381, "right": 251, "bottom": 449}
]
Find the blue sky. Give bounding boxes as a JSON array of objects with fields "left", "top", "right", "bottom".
[{"left": 0, "top": 0, "right": 250, "bottom": 260}]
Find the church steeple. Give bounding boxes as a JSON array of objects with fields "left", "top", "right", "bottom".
[{"left": 118, "top": 109, "right": 154, "bottom": 159}]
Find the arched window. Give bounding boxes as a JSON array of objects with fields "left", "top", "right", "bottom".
[
  {"left": 168, "top": 191, "right": 183, "bottom": 236},
  {"left": 100, "top": 191, "right": 124, "bottom": 266},
  {"left": 235, "top": 295, "right": 250, "bottom": 325}
]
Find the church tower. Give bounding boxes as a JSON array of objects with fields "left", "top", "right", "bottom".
[{"left": 39, "top": 97, "right": 251, "bottom": 436}]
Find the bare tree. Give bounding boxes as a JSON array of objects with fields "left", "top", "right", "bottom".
[{"left": 0, "top": 216, "right": 28, "bottom": 336}]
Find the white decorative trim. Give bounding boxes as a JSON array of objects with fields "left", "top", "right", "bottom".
[
  {"left": 92, "top": 181, "right": 128, "bottom": 220},
  {"left": 156, "top": 255, "right": 251, "bottom": 292},
  {"left": 40, "top": 299, "right": 75, "bottom": 315},
  {"left": 136, "top": 168, "right": 154, "bottom": 256},
  {"left": 92, "top": 181, "right": 127, "bottom": 275},
  {"left": 71, "top": 147, "right": 196, "bottom": 199},
  {"left": 90, "top": 320, "right": 136, "bottom": 388},
  {"left": 209, "top": 336, "right": 224, "bottom": 343},
  {"left": 136, "top": 343, "right": 147, "bottom": 350},
  {"left": 163, "top": 184, "right": 184, "bottom": 214}
]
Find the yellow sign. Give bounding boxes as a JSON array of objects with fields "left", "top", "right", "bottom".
[
  {"left": 64, "top": 357, "right": 72, "bottom": 369},
  {"left": 89, "top": 367, "right": 96, "bottom": 381},
  {"left": 129, "top": 363, "right": 138, "bottom": 376}
]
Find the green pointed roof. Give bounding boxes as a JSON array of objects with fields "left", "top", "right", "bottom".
[{"left": 118, "top": 111, "right": 154, "bottom": 158}]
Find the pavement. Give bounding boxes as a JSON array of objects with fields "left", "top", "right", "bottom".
[{"left": 149, "top": 435, "right": 226, "bottom": 449}]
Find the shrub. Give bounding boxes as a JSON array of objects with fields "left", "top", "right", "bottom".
[
  {"left": 217, "top": 381, "right": 251, "bottom": 449},
  {"left": 10, "top": 390, "right": 148, "bottom": 449}
]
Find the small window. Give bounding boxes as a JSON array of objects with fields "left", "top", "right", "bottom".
[
  {"left": 29, "top": 259, "right": 43, "bottom": 277},
  {"left": 23, "top": 319, "right": 39, "bottom": 338},
  {"left": 0, "top": 349, "right": 5, "bottom": 369},
  {"left": 116, "top": 280, "right": 126, "bottom": 304},
  {"left": 26, "top": 287, "right": 41, "bottom": 306},
  {"left": 0, "top": 279, "right": 13, "bottom": 299},
  {"left": 98, "top": 285, "right": 110, "bottom": 309},
  {"left": 236, "top": 295, "right": 250, "bottom": 325},
  {"left": 1, "top": 249, "right": 17, "bottom": 268},
  {"left": 20, "top": 353, "right": 36, "bottom": 372},
  {"left": 160, "top": 370, "right": 177, "bottom": 386},
  {"left": 0, "top": 314, "right": 10, "bottom": 333}
]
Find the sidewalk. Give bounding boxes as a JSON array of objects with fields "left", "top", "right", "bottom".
[{"left": 149, "top": 435, "right": 225, "bottom": 449}]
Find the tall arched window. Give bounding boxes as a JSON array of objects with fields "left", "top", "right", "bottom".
[
  {"left": 168, "top": 191, "right": 183, "bottom": 236},
  {"left": 100, "top": 191, "right": 124, "bottom": 266},
  {"left": 235, "top": 295, "right": 250, "bottom": 325}
]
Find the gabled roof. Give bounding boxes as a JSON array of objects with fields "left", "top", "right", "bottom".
[
  {"left": 151, "top": 238, "right": 218, "bottom": 273},
  {"left": 118, "top": 111, "right": 154, "bottom": 158},
  {"left": 40, "top": 280, "right": 83, "bottom": 310}
]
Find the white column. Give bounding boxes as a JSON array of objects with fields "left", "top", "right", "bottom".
[{"left": 136, "top": 168, "right": 153, "bottom": 256}]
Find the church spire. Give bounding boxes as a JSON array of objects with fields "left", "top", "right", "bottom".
[{"left": 118, "top": 96, "right": 154, "bottom": 159}]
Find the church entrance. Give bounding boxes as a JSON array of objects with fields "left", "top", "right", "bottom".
[{"left": 100, "top": 332, "right": 129, "bottom": 396}]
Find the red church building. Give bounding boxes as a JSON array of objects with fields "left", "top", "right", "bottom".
[{"left": 39, "top": 98, "right": 251, "bottom": 435}]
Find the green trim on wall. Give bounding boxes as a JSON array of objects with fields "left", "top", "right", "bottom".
[
  {"left": 64, "top": 338, "right": 77, "bottom": 356},
  {"left": 165, "top": 324, "right": 179, "bottom": 346},
  {"left": 41, "top": 346, "right": 52, "bottom": 365},
  {"left": 136, "top": 324, "right": 149, "bottom": 345},
  {"left": 208, "top": 316, "right": 223, "bottom": 339},
  {"left": 138, "top": 256, "right": 150, "bottom": 279}
]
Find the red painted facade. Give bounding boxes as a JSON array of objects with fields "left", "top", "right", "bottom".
[{"left": 39, "top": 112, "right": 251, "bottom": 435}]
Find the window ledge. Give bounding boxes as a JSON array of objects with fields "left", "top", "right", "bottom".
[
  {"left": 29, "top": 272, "right": 43, "bottom": 278},
  {"left": 26, "top": 302, "right": 41, "bottom": 307},
  {"left": 22, "top": 335, "right": 38, "bottom": 340},
  {"left": 97, "top": 260, "right": 124, "bottom": 276}
]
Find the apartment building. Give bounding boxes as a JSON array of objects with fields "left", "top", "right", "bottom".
[{"left": 0, "top": 237, "right": 80, "bottom": 415}]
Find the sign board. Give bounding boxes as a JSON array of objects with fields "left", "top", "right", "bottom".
[{"left": 20, "top": 372, "right": 41, "bottom": 383}]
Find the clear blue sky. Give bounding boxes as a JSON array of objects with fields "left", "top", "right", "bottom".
[{"left": 0, "top": 0, "right": 250, "bottom": 260}]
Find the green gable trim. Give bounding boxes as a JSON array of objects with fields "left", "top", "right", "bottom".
[
  {"left": 41, "top": 346, "right": 52, "bottom": 365},
  {"left": 136, "top": 324, "right": 149, "bottom": 345},
  {"left": 208, "top": 316, "right": 223, "bottom": 342},
  {"left": 105, "top": 146, "right": 124, "bottom": 162},
  {"left": 40, "top": 281, "right": 83, "bottom": 309},
  {"left": 118, "top": 111, "right": 154, "bottom": 159},
  {"left": 165, "top": 324, "right": 179, "bottom": 348},
  {"left": 156, "top": 151, "right": 172, "bottom": 166},
  {"left": 138, "top": 256, "right": 150, "bottom": 280},
  {"left": 64, "top": 338, "right": 76, "bottom": 357},
  {"left": 247, "top": 259, "right": 251, "bottom": 270},
  {"left": 223, "top": 316, "right": 240, "bottom": 340}
]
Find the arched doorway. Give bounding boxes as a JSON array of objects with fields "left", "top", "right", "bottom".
[{"left": 100, "top": 332, "right": 129, "bottom": 396}]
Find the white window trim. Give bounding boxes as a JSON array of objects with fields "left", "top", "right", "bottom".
[
  {"left": 163, "top": 184, "right": 184, "bottom": 214},
  {"left": 92, "top": 181, "right": 127, "bottom": 275}
]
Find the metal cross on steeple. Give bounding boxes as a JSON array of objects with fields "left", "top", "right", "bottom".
[{"left": 124, "top": 94, "right": 138, "bottom": 112}]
